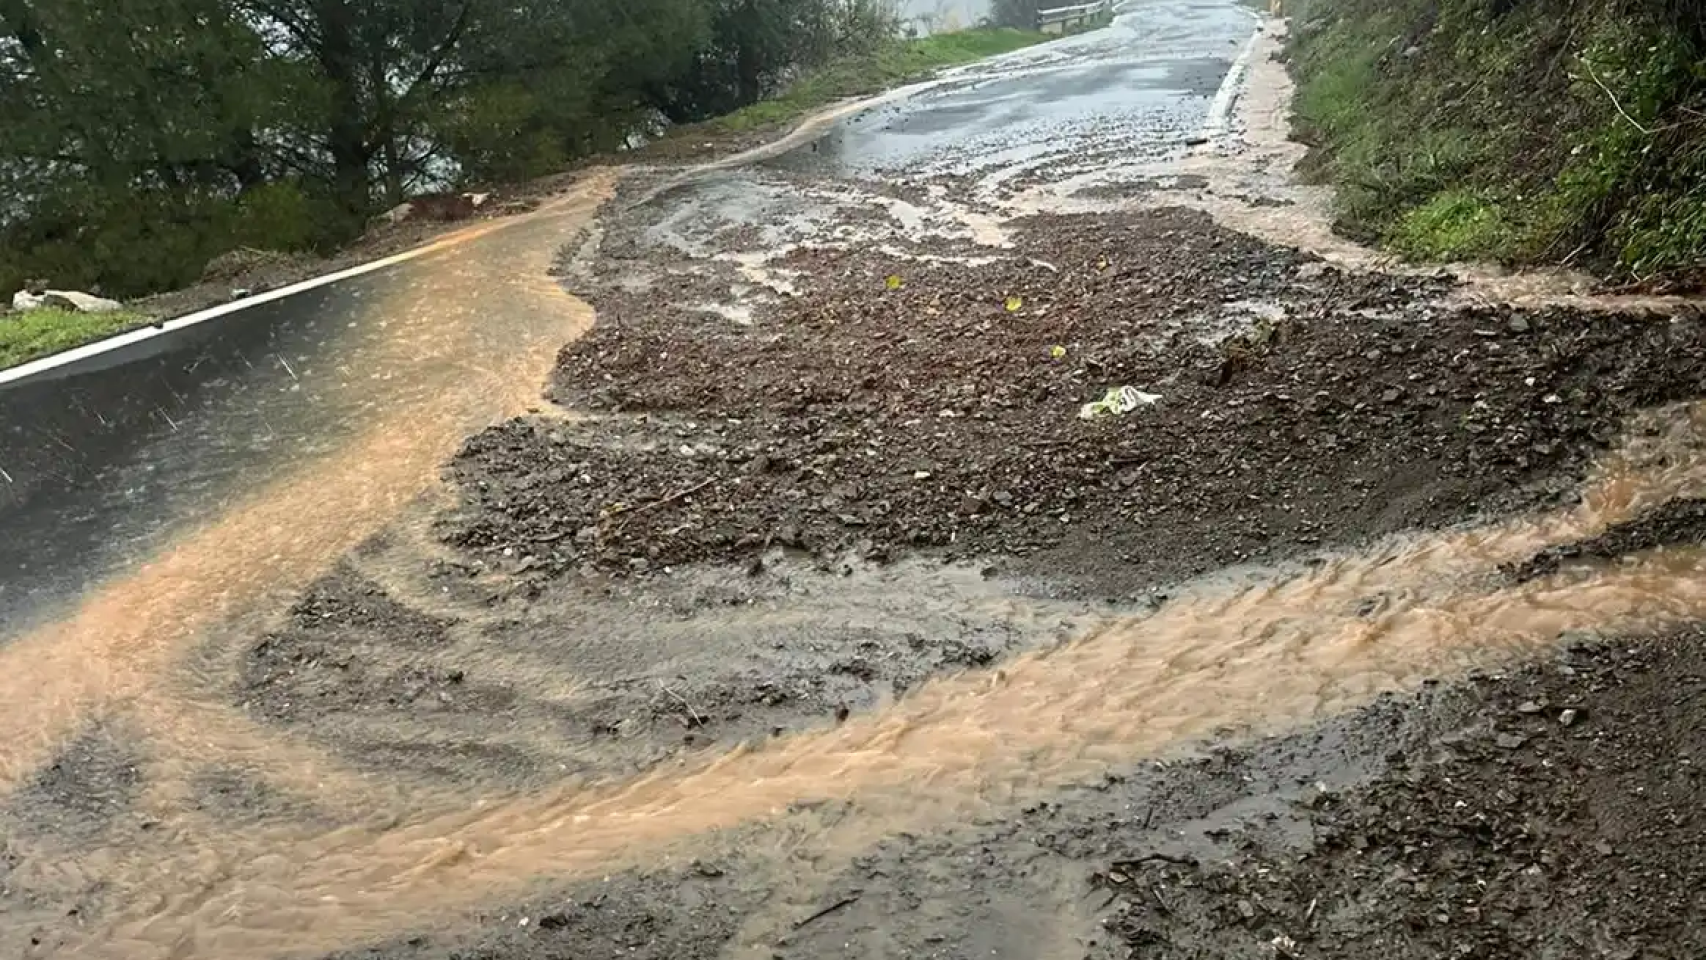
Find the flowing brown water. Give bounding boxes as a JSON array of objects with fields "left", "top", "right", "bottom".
[
  {"left": 0, "top": 176, "right": 610, "bottom": 826},
  {"left": 5, "top": 71, "right": 1706, "bottom": 960},
  {"left": 2, "top": 395, "right": 1694, "bottom": 959}
]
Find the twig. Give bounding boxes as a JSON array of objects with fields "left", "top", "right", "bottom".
[
  {"left": 610, "top": 478, "right": 714, "bottom": 520},
  {"left": 794, "top": 894, "right": 861, "bottom": 930},
  {"left": 1581, "top": 58, "right": 1650, "bottom": 135},
  {"left": 656, "top": 680, "right": 704, "bottom": 728},
  {"left": 1118, "top": 853, "right": 1198, "bottom": 867}
]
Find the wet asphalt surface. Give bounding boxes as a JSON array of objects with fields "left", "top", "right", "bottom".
[
  {"left": 773, "top": 0, "right": 1254, "bottom": 178},
  {"left": 0, "top": 281, "right": 389, "bottom": 633},
  {"left": 0, "top": 0, "right": 1256, "bottom": 639}
]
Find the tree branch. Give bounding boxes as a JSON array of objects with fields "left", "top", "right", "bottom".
[{"left": 1582, "top": 58, "right": 1652, "bottom": 136}]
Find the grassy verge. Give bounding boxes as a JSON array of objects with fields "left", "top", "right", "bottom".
[
  {"left": 702, "top": 27, "right": 1050, "bottom": 134},
  {"left": 1286, "top": 0, "right": 1706, "bottom": 284},
  {"left": 0, "top": 308, "right": 152, "bottom": 371}
]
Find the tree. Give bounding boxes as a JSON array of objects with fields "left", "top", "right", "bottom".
[{"left": 0, "top": 0, "right": 898, "bottom": 299}]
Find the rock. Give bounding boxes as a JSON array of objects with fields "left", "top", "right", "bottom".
[
  {"left": 377, "top": 201, "right": 416, "bottom": 226},
  {"left": 1516, "top": 700, "right": 1544, "bottom": 715},
  {"left": 10, "top": 290, "right": 45, "bottom": 311},
  {"left": 1495, "top": 732, "right": 1528, "bottom": 750},
  {"left": 1559, "top": 707, "right": 1581, "bottom": 727},
  {"left": 39, "top": 290, "right": 124, "bottom": 314},
  {"left": 1507, "top": 316, "right": 1531, "bottom": 334}
]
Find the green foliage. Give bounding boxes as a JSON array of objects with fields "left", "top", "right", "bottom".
[
  {"left": 0, "top": 0, "right": 914, "bottom": 302},
  {"left": 0, "top": 308, "right": 151, "bottom": 371},
  {"left": 703, "top": 27, "right": 1046, "bottom": 133},
  {"left": 1389, "top": 190, "right": 1510, "bottom": 260},
  {"left": 1287, "top": 0, "right": 1706, "bottom": 277}
]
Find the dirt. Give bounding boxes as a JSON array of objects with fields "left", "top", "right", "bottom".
[
  {"left": 446, "top": 205, "right": 1706, "bottom": 597},
  {"left": 1507, "top": 496, "right": 1706, "bottom": 582},
  {"left": 234, "top": 543, "right": 1093, "bottom": 788},
  {"left": 295, "top": 623, "right": 1704, "bottom": 960},
  {"left": 1094, "top": 629, "right": 1706, "bottom": 960}
]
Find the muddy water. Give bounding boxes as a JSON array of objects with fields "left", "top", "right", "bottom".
[
  {"left": 9, "top": 21, "right": 1706, "bottom": 960},
  {"left": 0, "top": 175, "right": 612, "bottom": 800},
  {"left": 25, "top": 398, "right": 1702, "bottom": 958}
]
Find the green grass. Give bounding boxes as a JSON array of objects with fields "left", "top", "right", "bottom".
[
  {"left": 1287, "top": 0, "right": 1706, "bottom": 278},
  {"left": 703, "top": 27, "right": 1050, "bottom": 134},
  {"left": 1389, "top": 190, "right": 1510, "bottom": 260},
  {"left": 0, "top": 307, "right": 152, "bottom": 371}
]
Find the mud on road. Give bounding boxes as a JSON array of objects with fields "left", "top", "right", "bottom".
[
  {"left": 321, "top": 627, "right": 1706, "bottom": 960},
  {"left": 449, "top": 192, "right": 1705, "bottom": 598},
  {"left": 6, "top": 21, "right": 1706, "bottom": 960}
]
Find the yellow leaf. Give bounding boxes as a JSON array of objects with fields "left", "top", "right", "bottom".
[
  {"left": 1050, "top": 345, "right": 1067, "bottom": 359},
  {"left": 1004, "top": 295, "right": 1023, "bottom": 312},
  {"left": 885, "top": 274, "right": 904, "bottom": 290},
  {"left": 1096, "top": 257, "right": 1109, "bottom": 271}
]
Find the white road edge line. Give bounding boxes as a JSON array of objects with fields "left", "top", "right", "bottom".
[
  {"left": 1200, "top": 20, "right": 1264, "bottom": 145},
  {"left": 0, "top": 242, "right": 442, "bottom": 387},
  {"left": 0, "top": 22, "right": 1117, "bottom": 389},
  {"left": 2, "top": 80, "right": 932, "bottom": 389}
]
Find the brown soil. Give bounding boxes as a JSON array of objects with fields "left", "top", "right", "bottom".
[
  {"left": 1095, "top": 630, "right": 1706, "bottom": 960},
  {"left": 1507, "top": 496, "right": 1706, "bottom": 582},
  {"left": 306, "top": 627, "right": 1704, "bottom": 960},
  {"left": 232, "top": 546, "right": 1087, "bottom": 788},
  {"left": 446, "top": 207, "right": 1706, "bottom": 597}
]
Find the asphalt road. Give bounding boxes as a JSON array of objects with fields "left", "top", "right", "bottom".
[
  {"left": 0, "top": 281, "right": 381, "bottom": 632},
  {"left": 0, "top": 0, "right": 1256, "bottom": 641},
  {"left": 0, "top": 4, "right": 1283, "bottom": 957},
  {"left": 774, "top": 0, "right": 1255, "bottom": 178}
]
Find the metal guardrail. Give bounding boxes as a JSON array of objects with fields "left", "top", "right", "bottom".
[{"left": 1035, "top": 0, "right": 1112, "bottom": 31}]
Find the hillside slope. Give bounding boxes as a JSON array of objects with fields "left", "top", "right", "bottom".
[{"left": 1286, "top": 0, "right": 1706, "bottom": 287}]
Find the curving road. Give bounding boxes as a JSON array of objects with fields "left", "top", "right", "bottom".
[{"left": 0, "top": 4, "right": 1267, "bottom": 957}]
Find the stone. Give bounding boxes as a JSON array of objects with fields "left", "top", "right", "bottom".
[{"left": 38, "top": 290, "right": 123, "bottom": 313}]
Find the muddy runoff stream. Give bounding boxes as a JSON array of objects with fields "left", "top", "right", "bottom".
[
  {"left": 7, "top": 42, "right": 1706, "bottom": 959},
  {"left": 11, "top": 391, "right": 1701, "bottom": 958}
]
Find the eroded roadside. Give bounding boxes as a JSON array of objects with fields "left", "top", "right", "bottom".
[{"left": 2, "top": 10, "right": 1704, "bottom": 960}]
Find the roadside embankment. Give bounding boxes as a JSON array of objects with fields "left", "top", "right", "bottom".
[{"left": 1286, "top": 0, "right": 1706, "bottom": 289}]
